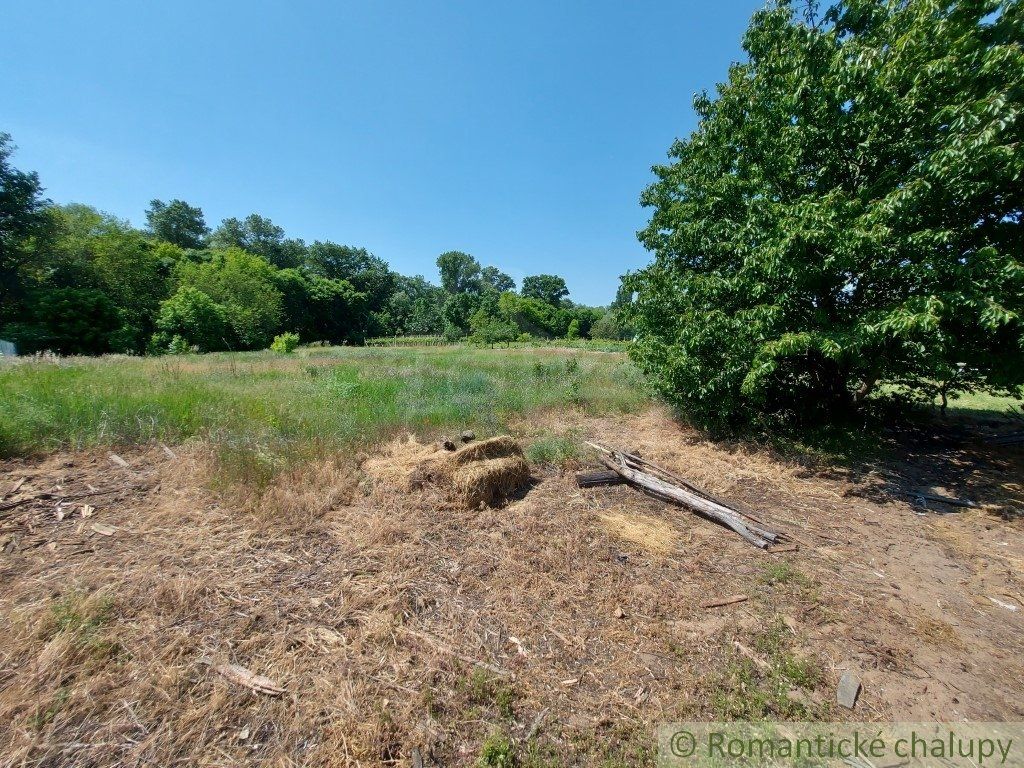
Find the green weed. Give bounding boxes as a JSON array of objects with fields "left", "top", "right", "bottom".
[
  {"left": 478, "top": 732, "right": 517, "bottom": 767},
  {"left": 525, "top": 433, "right": 584, "bottom": 467}
]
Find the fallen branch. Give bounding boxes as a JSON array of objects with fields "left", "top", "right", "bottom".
[
  {"left": 585, "top": 442, "right": 786, "bottom": 549},
  {"left": 896, "top": 490, "right": 977, "bottom": 508},
  {"left": 0, "top": 487, "right": 120, "bottom": 514},
  {"left": 701, "top": 594, "right": 748, "bottom": 609}
]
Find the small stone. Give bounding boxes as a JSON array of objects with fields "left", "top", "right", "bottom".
[
  {"left": 614, "top": 605, "right": 626, "bottom": 619},
  {"left": 837, "top": 671, "right": 862, "bottom": 709},
  {"left": 460, "top": 430, "right": 476, "bottom": 443},
  {"left": 441, "top": 438, "right": 457, "bottom": 451}
]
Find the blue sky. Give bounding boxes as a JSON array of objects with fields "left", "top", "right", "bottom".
[{"left": 3, "top": 0, "right": 763, "bottom": 305}]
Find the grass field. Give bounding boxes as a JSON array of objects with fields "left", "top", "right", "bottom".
[{"left": 0, "top": 347, "right": 648, "bottom": 480}]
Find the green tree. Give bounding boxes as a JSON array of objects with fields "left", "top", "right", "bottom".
[
  {"left": 175, "top": 248, "right": 283, "bottom": 349},
  {"left": 630, "top": 0, "right": 1024, "bottom": 427},
  {"left": 145, "top": 199, "right": 208, "bottom": 249},
  {"left": 481, "top": 265, "right": 515, "bottom": 294},
  {"left": 591, "top": 310, "right": 625, "bottom": 340},
  {"left": 5, "top": 288, "right": 122, "bottom": 355},
  {"left": 273, "top": 268, "right": 367, "bottom": 344},
  {"left": 497, "top": 292, "right": 570, "bottom": 338},
  {"left": 0, "top": 133, "right": 52, "bottom": 327},
  {"left": 469, "top": 308, "right": 518, "bottom": 347},
  {"left": 441, "top": 291, "right": 482, "bottom": 338},
  {"left": 152, "top": 286, "right": 229, "bottom": 352},
  {"left": 521, "top": 274, "right": 569, "bottom": 306},
  {"left": 304, "top": 241, "right": 395, "bottom": 333},
  {"left": 566, "top": 318, "right": 580, "bottom": 340},
  {"left": 437, "top": 250, "right": 482, "bottom": 294},
  {"left": 210, "top": 214, "right": 304, "bottom": 268}
]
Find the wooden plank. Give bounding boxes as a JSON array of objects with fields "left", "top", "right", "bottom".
[{"left": 575, "top": 469, "right": 625, "bottom": 488}]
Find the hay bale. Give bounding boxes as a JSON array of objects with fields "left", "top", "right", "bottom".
[
  {"left": 443, "top": 436, "right": 523, "bottom": 468},
  {"left": 365, "top": 433, "right": 530, "bottom": 508},
  {"left": 451, "top": 455, "right": 531, "bottom": 508}
]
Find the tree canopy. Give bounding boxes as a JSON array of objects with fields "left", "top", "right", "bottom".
[
  {"left": 628, "top": 0, "right": 1023, "bottom": 426},
  {"left": 522, "top": 274, "right": 570, "bottom": 306},
  {"left": 0, "top": 134, "right": 610, "bottom": 355},
  {"left": 145, "top": 199, "right": 208, "bottom": 250}
]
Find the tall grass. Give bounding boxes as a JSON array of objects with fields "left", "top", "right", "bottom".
[{"left": 0, "top": 347, "right": 648, "bottom": 480}]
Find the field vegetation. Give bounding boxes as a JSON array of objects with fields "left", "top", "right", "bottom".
[{"left": 0, "top": 347, "right": 647, "bottom": 479}]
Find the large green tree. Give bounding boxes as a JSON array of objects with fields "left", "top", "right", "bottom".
[
  {"left": 630, "top": 0, "right": 1023, "bottom": 426},
  {"left": 436, "top": 251, "right": 482, "bottom": 294},
  {"left": 210, "top": 214, "right": 305, "bottom": 269},
  {"left": 145, "top": 199, "right": 208, "bottom": 249},
  {"left": 0, "top": 133, "right": 52, "bottom": 327},
  {"left": 174, "top": 247, "right": 283, "bottom": 349},
  {"left": 521, "top": 274, "right": 569, "bottom": 306}
]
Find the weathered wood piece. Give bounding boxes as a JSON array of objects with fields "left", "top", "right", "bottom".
[
  {"left": 898, "top": 490, "right": 977, "bottom": 508},
  {"left": 575, "top": 469, "right": 626, "bottom": 488},
  {"left": 585, "top": 442, "right": 785, "bottom": 549},
  {"left": 701, "top": 594, "right": 748, "bottom": 609},
  {"left": 216, "top": 663, "right": 285, "bottom": 696}
]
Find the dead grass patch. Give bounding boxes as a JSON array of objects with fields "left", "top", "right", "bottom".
[
  {"left": 1, "top": 408, "right": 1023, "bottom": 765},
  {"left": 598, "top": 510, "right": 680, "bottom": 554}
]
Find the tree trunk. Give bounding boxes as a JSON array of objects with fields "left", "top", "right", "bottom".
[{"left": 852, "top": 372, "right": 878, "bottom": 407}]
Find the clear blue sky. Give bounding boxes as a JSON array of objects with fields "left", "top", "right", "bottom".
[{"left": 3, "top": 0, "right": 762, "bottom": 306}]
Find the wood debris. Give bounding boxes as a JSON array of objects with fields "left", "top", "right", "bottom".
[
  {"left": 585, "top": 442, "right": 789, "bottom": 549},
  {"left": 898, "top": 490, "right": 977, "bottom": 509},
  {"left": 216, "top": 663, "right": 285, "bottom": 696},
  {"left": 732, "top": 641, "right": 770, "bottom": 671},
  {"left": 91, "top": 522, "right": 117, "bottom": 536},
  {"left": 575, "top": 469, "right": 625, "bottom": 488},
  {"left": 987, "top": 431, "right": 1024, "bottom": 446},
  {"left": 2, "top": 477, "right": 26, "bottom": 500},
  {"left": 701, "top": 594, "right": 748, "bottom": 609}
]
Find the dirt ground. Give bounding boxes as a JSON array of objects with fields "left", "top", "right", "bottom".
[{"left": 1, "top": 407, "right": 1023, "bottom": 767}]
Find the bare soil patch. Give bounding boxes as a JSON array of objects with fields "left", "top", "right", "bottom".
[{"left": 1, "top": 408, "right": 1022, "bottom": 766}]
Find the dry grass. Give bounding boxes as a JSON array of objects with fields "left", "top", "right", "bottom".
[
  {"left": 597, "top": 510, "right": 680, "bottom": 555},
  {"left": 2, "top": 407, "right": 1023, "bottom": 766}
]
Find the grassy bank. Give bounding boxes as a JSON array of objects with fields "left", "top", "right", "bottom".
[{"left": 0, "top": 347, "right": 648, "bottom": 477}]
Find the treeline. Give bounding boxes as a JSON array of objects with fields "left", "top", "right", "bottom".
[{"left": 0, "top": 135, "right": 631, "bottom": 355}]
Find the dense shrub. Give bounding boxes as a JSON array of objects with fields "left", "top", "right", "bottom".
[{"left": 270, "top": 332, "right": 300, "bottom": 353}]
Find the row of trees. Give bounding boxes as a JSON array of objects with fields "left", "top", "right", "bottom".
[
  {"left": 628, "top": 0, "right": 1023, "bottom": 425},
  {"left": 0, "top": 136, "right": 631, "bottom": 355}
]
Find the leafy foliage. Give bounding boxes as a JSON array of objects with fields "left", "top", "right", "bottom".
[
  {"left": 630, "top": 0, "right": 1024, "bottom": 426},
  {"left": 437, "top": 250, "right": 482, "bottom": 294},
  {"left": 270, "top": 331, "right": 300, "bottom": 353},
  {"left": 173, "top": 247, "right": 283, "bottom": 349},
  {"left": 521, "top": 274, "right": 569, "bottom": 306},
  {"left": 0, "top": 133, "right": 51, "bottom": 327},
  {"left": 145, "top": 199, "right": 208, "bottom": 249},
  {"left": 152, "top": 286, "right": 229, "bottom": 353}
]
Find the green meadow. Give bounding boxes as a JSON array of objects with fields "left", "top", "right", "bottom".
[{"left": 0, "top": 347, "right": 648, "bottom": 472}]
